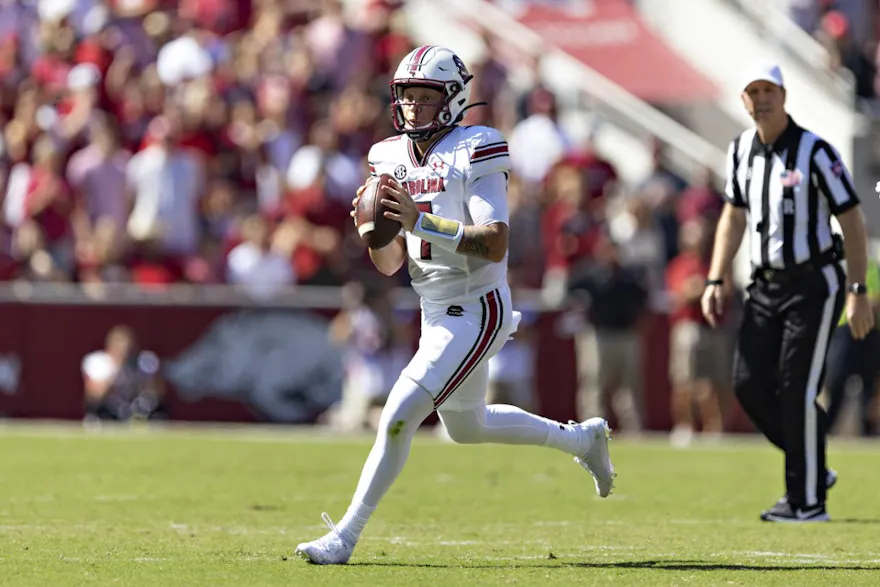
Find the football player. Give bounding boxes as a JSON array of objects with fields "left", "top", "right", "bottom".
[{"left": 296, "top": 46, "right": 616, "bottom": 565}]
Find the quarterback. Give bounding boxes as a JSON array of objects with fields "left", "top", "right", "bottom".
[{"left": 296, "top": 46, "right": 615, "bottom": 564}]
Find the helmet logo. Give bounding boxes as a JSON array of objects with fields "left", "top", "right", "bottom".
[{"left": 452, "top": 55, "right": 469, "bottom": 79}]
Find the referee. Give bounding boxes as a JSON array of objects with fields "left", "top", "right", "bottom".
[{"left": 701, "top": 61, "right": 875, "bottom": 523}]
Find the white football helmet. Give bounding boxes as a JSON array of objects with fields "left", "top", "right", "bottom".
[{"left": 390, "top": 46, "right": 474, "bottom": 141}]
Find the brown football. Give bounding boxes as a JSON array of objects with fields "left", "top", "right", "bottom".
[{"left": 355, "top": 173, "right": 402, "bottom": 249}]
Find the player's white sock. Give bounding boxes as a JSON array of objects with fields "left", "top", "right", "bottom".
[
  {"left": 543, "top": 418, "right": 584, "bottom": 456},
  {"left": 337, "top": 501, "right": 375, "bottom": 544},
  {"left": 338, "top": 376, "right": 434, "bottom": 541},
  {"left": 439, "top": 404, "right": 583, "bottom": 455}
]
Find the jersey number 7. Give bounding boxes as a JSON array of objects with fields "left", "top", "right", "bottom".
[{"left": 416, "top": 202, "right": 432, "bottom": 260}]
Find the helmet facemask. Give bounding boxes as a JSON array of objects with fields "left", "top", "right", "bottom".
[
  {"left": 390, "top": 78, "right": 467, "bottom": 142},
  {"left": 388, "top": 47, "right": 476, "bottom": 142}
]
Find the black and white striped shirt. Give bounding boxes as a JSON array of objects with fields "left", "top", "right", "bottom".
[{"left": 725, "top": 116, "right": 860, "bottom": 269}]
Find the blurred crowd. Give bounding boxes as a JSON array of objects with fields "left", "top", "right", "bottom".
[
  {"left": 776, "top": 0, "right": 880, "bottom": 102},
  {"left": 0, "top": 0, "right": 415, "bottom": 289},
  {"left": 0, "top": 0, "right": 722, "bottom": 295},
  {"left": 0, "top": 0, "right": 874, "bottom": 439}
]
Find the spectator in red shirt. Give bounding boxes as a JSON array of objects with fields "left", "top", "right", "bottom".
[
  {"left": 665, "top": 218, "right": 731, "bottom": 447},
  {"left": 541, "top": 163, "right": 600, "bottom": 274},
  {"left": 125, "top": 234, "right": 185, "bottom": 288},
  {"left": 180, "top": 0, "right": 251, "bottom": 36},
  {"left": 23, "top": 134, "right": 74, "bottom": 275},
  {"left": 559, "top": 133, "right": 620, "bottom": 215},
  {"left": 677, "top": 165, "right": 724, "bottom": 228}
]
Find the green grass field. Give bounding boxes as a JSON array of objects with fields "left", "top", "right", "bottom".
[{"left": 1, "top": 423, "right": 879, "bottom": 586}]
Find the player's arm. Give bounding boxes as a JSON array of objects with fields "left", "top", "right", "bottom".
[
  {"left": 390, "top": 128, "right": 512, "bottom": 263},
  {"left": 457, "top": 173, "right": 509, "bottom": 262},
  {"left": 382, "top": 173, "right": 509, "bottom": 263},
  {"left": 456, "top": 129, "right": 511, "bottom": 262},
  {"left": 456, "top": 222, "right": 508, "bottom": 262},
  {"left": 369, "top": 235, "right": 406, "bottom": 276},
  {"left": 352, "top": 179, "right": 406, "bottom": 276}
]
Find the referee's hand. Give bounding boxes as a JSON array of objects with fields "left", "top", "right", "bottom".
[
  {"left": 701, "top": 284, "right": 724, "bottom": 328},
  {"left": 846, "top": 294, "right": 876, "bottom": 340}
]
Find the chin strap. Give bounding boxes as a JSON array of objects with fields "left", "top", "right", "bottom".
[
  {"left": 405, "top": 129, "right": 437, "bottom": 142},
  {"left": 454, "top": 101, "right": 488, "bottom": 122},
  {"left": 405, "top": 102, "right": 490, "bottom": 141}
]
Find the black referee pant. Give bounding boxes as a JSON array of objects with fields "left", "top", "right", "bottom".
[{"left": 733, "top": 261, "right": 845, "bottom": 508}]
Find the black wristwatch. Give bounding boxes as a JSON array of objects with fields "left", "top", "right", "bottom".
[
  {"left": 849, "top": 283, "right": 868, "bottom": 295},
  {"left": 705, "top": 278, "right": 724, "bottom": 287}
]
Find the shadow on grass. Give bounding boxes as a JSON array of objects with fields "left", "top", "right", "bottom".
[
  {"left": 565, "top": 560, "right": 880, "bottom": 572},
  {"left": 349, "top": 559, "right": 880, "bottom": 571}
]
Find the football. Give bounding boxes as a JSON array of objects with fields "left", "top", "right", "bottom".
[{"left": 355, "top": 173, "right": 402, "bottom": 249}]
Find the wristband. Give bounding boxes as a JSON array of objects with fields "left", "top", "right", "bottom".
[
  {"left": 410, "top": 211, "right": 464, "bottom": 252},
  {"left": 705, "top": 278, "right": 724, "bottom": 286}
]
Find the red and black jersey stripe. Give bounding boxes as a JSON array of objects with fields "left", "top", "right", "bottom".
[
  {"left": 434, "top": 289, "right": 504, "bottom": 408},
  {"left": 471, "top": 142, "right": 509, "bottom": 165}
]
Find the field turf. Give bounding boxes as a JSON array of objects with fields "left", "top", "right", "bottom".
[{"left": 1, "top": 422, "right": 879, "bottom": 586}]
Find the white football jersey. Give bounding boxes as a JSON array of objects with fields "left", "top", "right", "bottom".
[{"left": 368, "top": 125, "right": 511, "bottom": 304}]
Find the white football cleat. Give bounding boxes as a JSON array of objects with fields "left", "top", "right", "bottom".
[
  {"left": 571, "top": 417, "right": 616, "bottom": 497},
  {"left": 295, "top": 513, "right": 355, "bottom": 565}
]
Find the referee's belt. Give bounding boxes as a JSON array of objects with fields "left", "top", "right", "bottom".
[{"left": 752, "top": 248, "right": 840, "bottom": 284}]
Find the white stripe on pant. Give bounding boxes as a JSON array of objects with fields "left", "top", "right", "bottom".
[{"left": 803, "top": 265, "right": 841, "bottom": 504}]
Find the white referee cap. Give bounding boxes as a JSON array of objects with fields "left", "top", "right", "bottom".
[{"left": 742, "top": 60, "right": 784, "bottom": 90}]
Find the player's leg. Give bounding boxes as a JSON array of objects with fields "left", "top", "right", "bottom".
[
  {"left": 439, "top": 364, "right": 562, "bottom": 446},
  {"left": 295, "top": 373, "right": 434, "bottom": 564},
  {"left": 296, "top": 288, "right": 503, "bottom": 564},
  {"left": 434, "top": 286, "right": 613, "bottom": 495},
  {"left": 438, "top": 364, "right": 615, "bottom": 497}
]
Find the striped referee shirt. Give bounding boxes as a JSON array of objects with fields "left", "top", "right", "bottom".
[{"left": 724, "top": 116, "right": 860, "bottom": 269}]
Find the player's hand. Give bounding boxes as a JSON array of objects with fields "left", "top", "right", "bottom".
[
  {"left": 846, "top": 293, "right": 875, "bottom": 340},
  {"left": 380, "top": 179, "right": 419, "bottom": 232},
  {"left": 350, "top": 178, "right": 377, "bottom": 223},
  {"left": 700, "top": 284, "right": 724, "bottom": 328}
]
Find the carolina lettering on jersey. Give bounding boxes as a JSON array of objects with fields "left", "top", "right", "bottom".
[
  {"left": 725, "top": 116, "right": 859, "bottom": 270},
  {"left": 406, "top": 177, "right": 445, "bottom": 195},
  {"left": 367, "top": 125, "right": 512, "bottom": 304}
]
